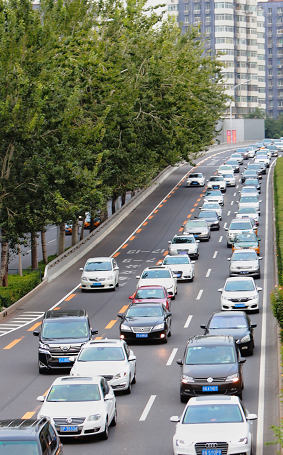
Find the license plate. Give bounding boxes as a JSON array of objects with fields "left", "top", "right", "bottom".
[
  {"left": 192, "top": 182, "right": 198, "bottom": 185},
  {"left": 235, "top": 303, "right": 245, "bottom": 308},
  {"left": 136, "top": 333, "right": 148, "bottom": 338},
  {"left": 202, "top": 450, "right": 222, "bottom": 455},
  {"left": 240, "top": 271, "right": 249, "bottom": 274},
  {"left": 59, "top": 357, "right": 70, "bottom": 363},
  {"left": 60, "top": 426, "right": 78, "bottom": 432},
  {"left": 179, "top": 251, "right": 187, "bottom": 254},
  {"left": 92, "top": 282, "right": 102, "bottom": 287},
  {"left": 213, "top": 185, "right": 219, "bottom": 189},
  {"left": 202, "top": 386, "right": 218, "bottom": 392},
  {"left": 175, "top": 274, "right": 181, "bottom": 278}
]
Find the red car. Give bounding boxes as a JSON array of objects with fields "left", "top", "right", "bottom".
[{"left": 129, "top": 285, "right": 172, "bottom": 311}]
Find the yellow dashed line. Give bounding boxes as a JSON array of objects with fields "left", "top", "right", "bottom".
[
  {"left": 53, "top": 307, "right": 61, "bottom": 310},
  {"left": 163, "top": 250, "right": 169, "bottom": 256},
  {"left": 95, "top": 336, "right": 103, "bottom": 340},
  {"left": 136, "top": 229, "right": 142, "bottom": 233},
  {"left": 43, "top": 389, "right": 49, "bottom": 397},
  {"left": 187, "top": 214, "right": 192, "bottom": 218},
  {"left": 156, "top": 260, "right": 163, "bottom": 265},
  {"left": 154, "top": 210, "right": 158, "bottom": 213},
  {"left": 113, "top": 252, "right": 120, "bottom": 257},
  {"left": 119, "top": 305, "right": 129, "bottom": 313},
  {"left": 22, "top": 412, "right": 35, "bottom": 419},
  {"left": 105, "top": 320, "right": 117, "bottom": 329},
  {"left": 129, "top": 236, "right": 136, "bottom": 241},
  {"left": 148, "top": 215, "right": 154, "bottom": 219},
  {"left": 28, "top": 322, "right": 41, "bottom": 332},
  {"left": 190, "top": 208, "right": 195, "bottom": 212},
  {"left": 4, "top": 336, "right": 24, "bottom": 350},
  {"left": 163, "top": 199, "right": 167, "bottom": 203},
  {"left": 122, "top": 244, "right": 128, "bottom": 249},
  {"left": 194, "top": 203, "right": 198, "bottom": 207},
  {"left": 159, "top": 204, "right": 163, "bottom": 208},
  {"left": 197, "top": 198, "right": 201, "bottom": 201},
  {"left": 65, "top": 294, "right": 76, "bottom": 301},
  {"left": 142, "top": 222, "right": 148, "bottom": 226},
  {"left": 179, "top": 228, "right": 183, "bottom": 232}
]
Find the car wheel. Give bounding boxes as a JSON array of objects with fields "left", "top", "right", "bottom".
[
  {"left": 238, "top": 391, "right": 243, "bottom": 400},
  {"left": 110, "top": 407, "right": 117, "bottom": 427},
  {"left": 180, "top": 393, "right": 187, "bottom": 404},
  {"left": 116, "top": 281, "right": 119, "bottom": 287},
  {"left": 227, "top": 242, "right": 231, "bottom": 248},
  {"left": 125, "top": 379, "right": 132, "bottom": 394},
  {"left": 163, "top": 334, "right": 168, "bottom": 344},
  {"left": 101, "top": 418, "right": 109, "bottom": 440},
  {"left": 190, "top": 276, "right": 194, "bottom": 282},
  {"left": 112, "top": 286, "right": 116, "bottom": 292},
  {"left": 171, "top": 294, "right": 175, "bottom": 301},
  {"left": 81, "top": 288, "right": 86, "bottom": 293},
  {"left": 257, "top": 273, "right": 261, "bottom": 279},
  {"left": 39, "top": 365, "right": 45, "bottom": 375},
  {"left": 132, "top": 368, "right": 137, "bottom": 384}
]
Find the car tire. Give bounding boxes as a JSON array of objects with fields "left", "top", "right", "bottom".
[
  {"left": 190, "top": 276, "right": 194, "bottom": 282},
  {"left": 171, "top": 294, "right": 175, "bottom": 301},
  {"left": 112, "top": 286, "right": 116, "bottom": 292},
  {"left": 238, "top": 391, "right": 243, "bottom": 400},
  {"left": 110, "top": 407, "right": 117, "bottom": 427},
  {"left": 81, "top": 288, "right": 86, "bottom": 293},
  {"left": 180, "top": 393, "right": 187, "bottom": 404},
  {"left": 132, "top": 368, "right": 137, "bottom": 384},
  {"left": 163, "top": 334, "right": 168, "bottom": 344},
  {"left": 125, "top": 379, "right": 132, "bottom": 394},
  {"left": 227, "top": 242, "right": 231, "bottom": 248},
  {"left": 101, "top": 418, "right": 109, "bottom": 440},
  {"left": 116, "top": 281, "right": 119, "bottom": 287},
  {"left": 257, "top": 273, "right": 261, "bottom": 279},
  {"left": 39, "top": 365, "right": 45, "bottom": 375}
]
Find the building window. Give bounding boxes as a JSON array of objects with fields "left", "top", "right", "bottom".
[
  {"left": 258, "top": 76, "right": 265, "bottom": 82},
  {"left": 268, "top": 7, "right": 272, "bottom": 14},
  {"left": 258, "top": 65, "right": 265, "bottom": 71},
  {"left": 206, "top": 27, "right": 211, "bottom": 34},
  {"left": 206, "top": 16, "right": 211, "bottom": 22}
]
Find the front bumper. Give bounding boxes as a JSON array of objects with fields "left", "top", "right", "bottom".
[
  {"left": 81, "top": 278, "right": 116, "bottom": 290},
  {"left": 229, "top": 268, "right": 260, "bottom": 278},
  {"left": 120, "top": 329, "right": 167, "bottom": 342},
  {"left": 50, "top": 416, "right": 106, "bottom": 438},
  {"left": 221, "top": 297, "right": 259, "bottom": 311},
  {"left": 173, "top": 440, "right": 251, "bottom": 455},
  {"left": 180, "top": 380, "right": 242, "bottom": 400},
  {"left": 39, "top": 352, "right": 77, "bottom": 370}
]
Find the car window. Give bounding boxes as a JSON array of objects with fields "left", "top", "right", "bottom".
[
  {"left": 229, "top": 221, "right": 252, "bottom": 230},
  {"left": 126, "top": 306, "right": 163, "bottom": 317},
  {"left": 47, "top": 384, "right": 101, "bottom": 402},
  {"left": 240, "top": 196, "right": 259, "bottom": 203},
  {"left": 224, "top": 280, "right": 255, "bottom": 292},
  {"left": 84, "top": 261, "right": 112, "bottom": 271},
  {"left": 186, "top": 221, "right": 207, "bottom": 228},
  {"left": 182, "top": 404, "right": 243, "bottom": 424},
  {"left": 141, "top": 270, "right": 171, "bottom": 279},
  {"left": 232, "top": 251, "right": 257, "bottom": 261},
  {"left": 238, "top": 207, "right": 256, "bottom": 214},
  {"left": 185, "top": 346, "right": 236, "bottom": 364},
  {"left": 210, "top": 315, "right": 248, "bottom": 329},
  {"left": 163, "top": 256, "right": 190, "bottom": 265},
  {"left": 39, "top": 426, "right": 50, "bottom": 455},
  {"left": 78, "top": 346, "right": 125, "bottom": 362},
  {"left": 135, "top": 288, "right": 165, "bottom": 299},
  {"left": 0, "top": 441, "right": 40, "bottom": 455},
  {"left": 172, "top": 237, "right": 194, "bottom": 244},
  {"left": 234, "top": 233, "right": 257, "bottom": 242},
  {"left": 189, "top": 173, "right": 202, "bottom": 178},
  {"left": 42, "top": 320, "right": 89, "bottom": 339},
  {"left": 46, "top": 423, "right": 58, "bottom": 453}
]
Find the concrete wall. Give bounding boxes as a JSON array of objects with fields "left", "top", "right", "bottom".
[{"left": 215, "top": 119, "right": 265, "bottom": 143}]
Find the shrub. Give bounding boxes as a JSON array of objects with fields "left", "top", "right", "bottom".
[
  {"left": 270, "top": 286, "right": 283, "bottom": 331},
  {"left": 0, "top": 270, "right": 41, "bottom": 310}
]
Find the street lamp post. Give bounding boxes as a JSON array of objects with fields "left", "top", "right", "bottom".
[{"left": 229, "top": 79, "right": 251, "bottom": 143}]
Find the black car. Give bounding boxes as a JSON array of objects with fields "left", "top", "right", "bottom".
[
  {"left": 0, "top": 418, "right": 63, "bottom": 455},
  {"left": 241, "top": 169, "right": 261, "bottom": 183},
  {"left": 33, "top": 309, "right": 98, "bottom": 373},
  {"left": 195, "top": 210, "right": 220, "bottom": 230},
  {"left": 118, "top": 302, "right": 171, "bottom": 343},
  {"left": 200, "top": 311, "right": 257, "bottom": 356},
  {"left": 177, "top": 335, "right": 245, "bottom": 402}
]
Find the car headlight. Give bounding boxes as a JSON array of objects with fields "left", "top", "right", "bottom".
[
  {"left": 153, "top": 323, "right": 165, "bottom": 331},
  {"left": 107, "top": 274, "right": 114, "bottom": 280},
  {"left": 230, "top": 437, "right": 248, "bottom": 445},
  {"left": 167, "top": 285, "right": 173, "bottom": 289},
  {"left": 39, "top": 342, "right": 49, "bottom": 350},
  {"left": 181, "top": 375, "right": 195, "bottom": 383},
  {"left": 176, "top": 439, "right": 194, "bottom": 447},
  {"left": 225, "top": 373, "right": 239, "bottom": 383},
  {"left": 114, "top": 371, "right": 127, "bottom": 379},
  {"left": 87, "top": 414, "right": 101, "bottom": 421},
  {"left": 120, "top": 323, "right": 132, "bottom": 332},
  {"left": 240, "top": 334, "right": 251, "bottom": 343},
  {"left": 81, "top": 275, "right": 88, "bottom": 281},
  {"left": 222, "top": 295, "right": 230, "bottom": 300}
]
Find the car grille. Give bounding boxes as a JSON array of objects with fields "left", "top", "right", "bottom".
[
  {"left": 177, "top": 249, "right": 189, "bottom": 253},
  {"left": 236, "top": 266, "right": 253, "bottom": 270},
  {"left": 194, "top": 377, "right": 226, "bottom": 383},
  {"left": 89, "top": 278, "right": 106, "bottom": 282},
  {"left": 54, "top": 417, "right": 85, "bottom": 425},
  {"left": 229, "top": 297, "right": 249, "bottom": 302},
  {"left": 195, "top": 442, "right": 228, "bottom": 455},
  {"left": 132, "top": 327, "right": 152, "bottom": 333},
  {"left": 49, "top": 346, "right": 82, "bottom": 355}
]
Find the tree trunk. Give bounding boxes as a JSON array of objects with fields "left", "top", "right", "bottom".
[
  {"left": 72, "top": 219, "right": 78, "bottom": 246},
  {"left": 0, "top": 240, "right": 9, "bottom": 287},
  {"left": 31, "top": 232, "right": 38, "bottom": 270},
  {"left": 112, "top": 195, "right": 116, "bottom": 214},
  {"left": 90, "top": 216, "right": 95, "bottom": 233},
  {"left": 58, "top": 222, "right": 65, "bottom": 256},
  {"left": 131, "top": 190, "right": 135, "bottom": 198},
  {"left": 121, "top": 192, "right": 126, "bottom": 206},
  {"left": 18, "top": 244, "right": 22, "bottom": 277},
  {"left": 80, "top": 220, "right": 84, "bottom": 240},
  {"left": 41, "top": 230, "right": 48, "bottom": 264}
]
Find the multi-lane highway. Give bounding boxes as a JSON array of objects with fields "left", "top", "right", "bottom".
[{"left": 0, "top": 146, "right": 279, "bottom": 455}]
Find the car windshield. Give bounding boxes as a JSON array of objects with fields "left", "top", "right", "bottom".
[
  {"left": 203, "top": 204, "right": 219, "bottom": 209},
  {"left": 229, "top": 221, "right": 252, "bottom": 230},
  {"left": 163, "top": 256, "right": 190, "bottom": 265},
  {"left": 189, "top": 173, "right": 202, "bottom": 178},
  {"left": 224, "top": 280, "right": 255, "bottom": 292},
  {"left": 209, "top": 177, "right": 222, "bottom": 181},
  {"left": 78, "top": 346, "right": 125, "bottom": 362},
  {"left": 172, "top": 237, "right": 194, "bottom": 244},
  {"left": 210, "top": 315, "right": 248, "bottom": 329},
  {"left": 244, "top": 171, "right": 257, "bottom": 176},
  {"left": 223, "top": 174, "right": 234, "bottom": 178},
  {"left": 0, "top": 441, "right": 40, "bottom": 455},
  {"left": 232, "top": 251, "right": 257, "bottom": 261},
  {"left": 186, "top": 221, "right": 207, "bottom": 228},
  {"left": 234, "top": 233, "right": 257, "bottom": 243},
  {"left": 182, "top": 404, "right": 243, "bottom": 424},
  {"left": 240, "top": 196, "right": 259, "bottom": 203},
  {"left": 238, "top": 207, "right": 256, "bottom": 214},
  {"left": 126, "top": 306, "right": 163, "bottom": 317},
  {"left": 198, "top": 211, "right": 217, "bottom": 218},
  {"left": 42, "top": 321, "right": 89, "bottom": 339},
  {"left": 241, "top": 188, "right": 257, "bottom": 193},
  {"left": 248, "top": 164, "right": 260, "bottom": 169},
  {"left": 205, "top": 190, "right": 222, "bottom": 196},
  {"left": 244, "top": 180, "right": 258, "bottom": 186},
  {"left": 84, "top": 261, "right": 112, "bottom": 272},
  {"left": 47, "top": 384, "right": 101, "bottom": 402},
  {"left": 135, "top": 288, "right": 165, "bottom": 299},
  {"left": 236, "top": 149, "right": 246, "bottom": 153},
  {"left": 185, "top": 346, "right": 236, "bottom": 365},
  {"left": 226, "top": 161, "right": 237, "bottom": 165},
  {"left": 141, "top": 269, "right": 171, "bottom": 279}
]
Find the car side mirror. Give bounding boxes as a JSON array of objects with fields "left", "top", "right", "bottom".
[
  {"left": 91, "top": 329, "right": 98, "bottom": 335},
  {"left": 258, "top": 257, "right": 263, "bottom": 260},
  {"left": 191, "top": 261, "right": 195, "bottom": 264},
  {"left": 37, "top": 396, "right": 45, "bottom": 402},
  {"left": 224, "top": 228, "right": 228, "bottom": 231},
  {"left": 79, "top": 267, "right": 83, "bottom": 271},
  {"left": 166, "top": 312, "right": 172, "bottom": 318},
  {"left": 239, "top": 358, "right": 246, "bottom": 364},
  {"left": 227, "top": 258, "right": 231, "bottom": 261},
  {"left": 218, "top": 288, "right": 223, "bottom": 292},
  {"left": 196, "top": 240, "right": 200, "bottom": 243},
  {"left": 200, "top": 324, "right": 206, "bottom": 329},
  {"left": 246, "top": 414, "right": 257, "bottom": 421},
  {"left": 168, "top": 241, "right": 172, "bottom": 244},
  {"left": 33, "top": 331, "right": 40, "bottom": 337},
  {"left": 129, "top": 355, "right": 137, "bottom": 361},
  {"left": 176, "top": 359, "right": 183, "bottom": 366},
  {"left": 104, "top": 393, "right": 113, "bottom": 401},
  {"left": 251, "top": 323, "right": 257, "bottom": 329},
  {"left": 170, "top": 416, "right": 180, "bottom": 423},
  {"left": 129, "top": 295, "right": 133, "bottom": 299},
  {"left": 117, "top": 313, "right": 123, "bottom": 319},
  {"left": 136, "top": 276, "right": 140, "bottom": 279},
  {"left": 257, "top": 287, "right": 262, "bottom": 291}
]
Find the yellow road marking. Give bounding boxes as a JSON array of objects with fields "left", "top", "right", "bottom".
[
  {"left": 119, "top": 305, "right": 129, "bottom": 313},
  {"left": 105, "top": 320, "right": 117, "bottom": 329},
  {"left": 43, "top": 389, "right": 49, "bottom": 396},
  {"left": 142, "top": 222, "right": 148, "bottom": 226},
  {"left": 154, "top": 210, "right": 158, "bottom": 213},
  {"left": 122, "top": 244, "right": 128, "bottom": 249},
  {"left": 22, "top": 412, "right": 35, "bottom": 419},
  {"left": 65, "top": 294, "right": 76, "bottom": 301},
  {"left": 163, "top": 250, "right": 169, "bottom": 256},
  {"left": 159, "top": 204, "right": 163, "bottom": 208},
  {"left": 129, "top": 236, "right": 136, "bottom": 241},
  {"left": 190, "top": 208, "right": 195, "bottom": 212},
  {"left": 95, "top": 336, "right": 103, "bottom": 340},
  {"left": 156, "top": 260, "right": 163, "bottom": 265},
  {"left": 113, "top": 252, "right": 120, "bottom": 257},
  {"left": 163, "top": 199, "right": 167, "bottom": 202},
  {"left": 28, "top": 322, "right": 41, "bottom": 332},
  {"left": 148, "top": 215, "right": 153, "bottom": 219},
  {"left": 4, "top": 336, "right": 24, "bottom": 350},
  {"left": 194, "top": 203, "right": 198, "bottom": 207},
  {"left": 53, "top": 307, "right": 61, "bottom": 310},
  {"left": 136, "top": 229, "right": 142, "bottom": 233},
  {"left": 187, "top": 214, "right": 192, "bottom": 218}
]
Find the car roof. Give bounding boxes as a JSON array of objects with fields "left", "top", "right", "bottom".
[
  {"left": 225, "top": 276, "right": 254, "bottom": 282},
  {"left": 187, "top": 334, "right": 235, "bottom": 346},
  {"left": 0, "top": 418, "right": 49, "bottom": 440},
  {"left": 188, "top": 395, "right": 239, "bottom": 405},
  {"left": 44, "top": 309, "right": 87, "bottom": 319},
  {"left": 210, "top": 310, "right": 247, "bottom": 318},
  {"left": 50, "top": 376, "right": 103, "bottom": 386},
  {"left": 136, "top": 285, "right": 166, "bottom": 290},
  {"left": 86, "top": 257, "right": 112, "bottom": 262}
]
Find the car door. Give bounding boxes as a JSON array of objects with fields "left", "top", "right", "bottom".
[
  {"left": 101, "top": 378, "right": 115, "bottom": 421},
  {"left": 124, "top": 342, "right": 135, "bottom": 381},
  {"left": 112, "top": 259, "right": 119, "bottom": 284}
]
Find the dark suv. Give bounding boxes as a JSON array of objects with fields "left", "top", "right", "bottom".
[
  {"left": 177, "top": 335, "right": 246, "bottom": 403},
  {"left": 33, "top": 309, "right": 98, "bottom": 374},
  {"left": 0, "top": 418, "right": 63, "bottom": 454}
]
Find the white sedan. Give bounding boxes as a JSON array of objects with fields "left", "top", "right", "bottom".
[
  {"left": 199, "top": 202, "right": 222, "bottom": 219},
  {"left": 170, "top": 395, "right": 257, "bottom": 455},
  {"left": 218, "top": 276, "right": 262, "bottom": 312},
  {"left": 37, "top": 376, "right": 116, "bottom": 439},
  {"left": 168, "top": 234, "right": 199, "bottom": 259},
  {"left": 136, "top": 266, "right": 177, "bottom": 299},
  {"left": 80, "top": 257, "right": 119, "bottom": 291},
  {"left": 206, "top": 175, "right": 226, "bottom": 192},
  {"left": 186, "top": 172, "right": 205, "bottom": 187},
  {"left": 162, "top": 254, "right": 195, "bottom": 281},
  {"left": 70, "top": 339, "right": 136, "bottom": 394},
  {"left": 222, "top": 172, "right": 236, "bottom": 187}
]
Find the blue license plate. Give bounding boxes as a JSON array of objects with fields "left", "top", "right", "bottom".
[
  {"left": 240, "top": 271, "right": 249, "bottom": 274},
  {"left": 59, "top": 357, "right": 70, "bottom": 363},
  {"left": 175, "top": 274, "right": 181, "bottom": 278},
  {"left": 235, "top": 303, "right": 245, "bottom": 308},
  {"left": 60, "top": 426, "right": 78, "bottom": 432},
  {"left": 202, "top": 386, "right": 218, "bottom": 392},
  {"left": 179, "top": 251, "right": 187, "bottom": 254},
  {"left": 202, "top": 450, "right": 222, "bottom": 455},
  {"left": 192, "top": 182, "right": 198, "bottom": 185},
  {"left": 136, "top": 333, "right": 148, "bottom": 338},
  {"left": 92, "top": 283, "right": 102, "bottom": 287},
  {"left": 213, "top": 185, "right": 219, "bottom": 189}
]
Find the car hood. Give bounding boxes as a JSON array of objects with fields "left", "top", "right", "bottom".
[
  {"left": 137, "top": 278, "right": 173, "bottom": 289},
  {"left": 166, "top": 264, "right": 193, "bottom": 271},
  {"left": 71, "top": 360, "right": 127, "bottom": 376},
  {"left": 234, "top": 242, "right": 258, "bottom": 249},
  {"left": 175, "top": 422, "right": 248, "bottom": 442},
  {"left": 206, "top": 328, "right": 249, "bottom": 340},
  {"left": 170, "top": 244, "right": 197, "bottom": 252},
  {"left": 184, "top": 227, "right": 207, "bottom": 234},
  {"left": 182, "top": 363, "right": 237, "bottom": 377},
  {"left": 124, "top": 316, "right": 164, "bottom": 327},
  {"left": 39, "top": 400, "right": 105, "bottom": 418},
  {"left": 231, "top": 260, "right": 258, "bottom": 268},
  {"left": 82, "top": 270, "right": 112, "bottom": 278},
  {"left": 222, "top": 290, "right": 257, "bottom": 298}
]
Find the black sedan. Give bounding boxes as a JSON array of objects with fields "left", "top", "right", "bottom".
[
  {"left": 241, "top": 169, "right": 261, "bottom": 183},
  {"left": 118, "top": 303, "right": 171, "bottom": 343},
  {"left": 200, "top": 311, "right": 257, "bottom": 355},
  {"left": 195, "top": 210, "right": 220, "bottom": 230},
  {"left": 177, "top": 335, "right": 245, "bottom": 402}
]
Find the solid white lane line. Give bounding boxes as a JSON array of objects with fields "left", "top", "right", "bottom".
[
  {"left": 47, "top": 239, "right": 56, "bottom": 244},
  {"left": 231, "top": 200, "right": 234, "bottom": 205},
  {"left": 227, "top": 211, "right": 231, "bottom": 216},
  {"left": 233, "top": 192, "right": 236, "bottom": 196},
  {"left": 166, "top": 348, "right": 178, "bottom": 365},
  {"left": 206, "top": 269, "right": 211, "bottom": 278},
  {"left": 224, "top": 222, "right": 227, "bottom": 229},
  {"left": 139, "top": 395, "right": 156, "bottom": 421},
  {"left": 184, "top": 315, "right": 193, "bottom": 328},
  {"left": 213, "top": 251, "right": 218, "bottom": 259},
  {"left": 196, "top": 290, "right": 203, "bottom": 300},
  {"left": 256, "top": 158, "right": 276, "bottom": 455},
  {"left": 219, "top": 236, "right": 223, "bottom": 243}
]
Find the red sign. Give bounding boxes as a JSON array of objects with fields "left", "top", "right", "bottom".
[
  {"left": 227, "top": 130, "right": 231, "bottom": 143},
  {"left": 232, "top": 130, "right": 236, "bottom": 142}
]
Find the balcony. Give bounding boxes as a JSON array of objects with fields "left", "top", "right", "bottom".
[
  {"left": 278, "top": 43, "right": 283, "bottom": 47},
  {"left": 278, "top": 93, "right": 283, "bottom": 98},
  {"left": 278, "top": 11, "right": 283, "bottom": 16},
  {"left": 277, "top": 53, "right": 283, "bottom": 58}
]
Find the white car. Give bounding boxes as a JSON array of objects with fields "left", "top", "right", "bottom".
[
  {"left": 199, "top": 202, "right": 222, "bottom": 219},
  {"left": 225, "top": 219, "right": 256, "bottom": 247},
  {"left": 80, "top": 257, "right": 119, "bottom": 291},
  {"left": 170, "top": 395, "right": 257, "bottom": 455},
  {"left": 230, "top": 153, "right": 244, "bottom": 165},
  {"left": 222, "top": 173, "right": 236, "bottom": 187},
  {"left": 228, "top": 249, "right": 262, "bottom": 278},
  {"left": 246, "top": 147, "right": 256, "bottom": 158},
  {"left": 234, "top": 207, "right": 259, "bottom": 226},
  {"left": 37, "top": 376, "right": 116, "bottom": 439},
  {"left": 239, "top": 186, "right": 259, "bottom": 198},
  {"left": 254, "top": 155, "right": 270, "bottom": 168},
  {"left": 203, "top": 190, "right": 224, "bottom": 206},
  {"left": 217, "top": 164, "right": 234, "bottom": 175},
  {"left": 186, "top": 172, "right": 205, "bottom": 187},
  {"left": 168, "top": 234, "right": 199, "bottom": 259},
  {"left": 237, "top": 195, "right": 262, "bottom": 213},
  {"left": 70, "top": 339, "right": 136, "bottom": 394},
  {"left": 206, "top": 176, "right": 226, "bottom": 192},
  {"left": 136, "top": 266, "right": 177, "bottom": 299},
  {"left": 162, "top": 254, "right": 195, "bottom": 281},
  {"left": 218, "top": 276, "right": 262, "bottom": 312}
]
